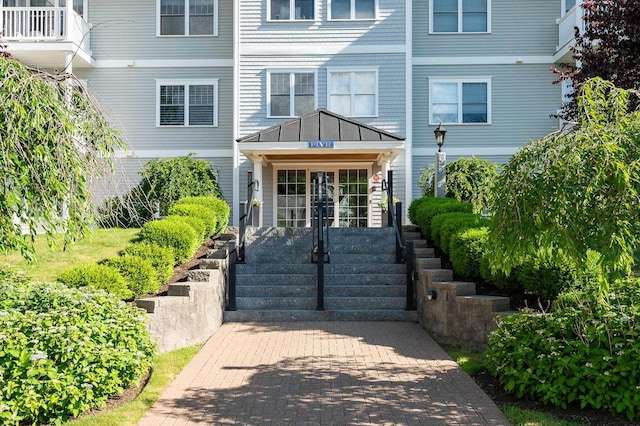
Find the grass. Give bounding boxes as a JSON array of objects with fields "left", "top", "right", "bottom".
[
  {"left": 66, "top": 344, "right": 201, "bottom": 426},
  {"left": 0, "top": 228, "right": 140, "bottom": 282},
  {"left": 443, "top": 345, "right": 485, "bottom": 375}
]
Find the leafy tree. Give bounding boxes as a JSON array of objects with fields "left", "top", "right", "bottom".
[
  {"left": 0, "top": 58, "right": 124, "bottom": 258},
  {"left": 487, "top": 78, "right": 640, "bottom": 295},
  {"left": 553, "top": 0, "right": 640, "bottom": 120}
]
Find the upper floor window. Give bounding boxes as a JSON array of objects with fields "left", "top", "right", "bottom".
[
  {"left": 431, "top": 0, "right": 489, "bottom": 33},
  {"left": 328, "top": 69, "right": 378, "bottom": 117},
  {"left": 268, "top": 71, "right": 316, "bottom": 118},
  {"left": 157, "top": 80, "right": 218, "bottom": 127},
  {"left": 564, "top": 0, "right": 576, "bottom": 13},
  {"left": 329, "top": 0, "right": 376, "bottom": 20},
  {"left": 159, "top": 0, "right": 217, "bottom": 36},
  {"left": 429, "top": 78, "right": 491, "bottom": 124},
  {"left": 269, "top": 0, "right": 314, "bottom": 21}
]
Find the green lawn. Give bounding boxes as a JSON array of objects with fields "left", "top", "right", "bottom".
[{"left": 0, "top": 228, "right": 140, "bottom": 282}]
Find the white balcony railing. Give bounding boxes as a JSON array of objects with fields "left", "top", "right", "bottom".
[{"left": 557, "top": 2, "right": 585, "bottom": 52}]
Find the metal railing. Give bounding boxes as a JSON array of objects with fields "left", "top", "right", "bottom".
[
  {"left": 311, "top": 171, "right": 330, "bottom": 310},
  {"left": 382, "top": 170, "right": 416, "bottom": 310}
]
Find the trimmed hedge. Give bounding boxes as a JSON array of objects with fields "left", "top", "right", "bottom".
[
  {"left": 102, "top": 255, "right": 158, "bottom": 299},
  {"left": 167, "top": 214, "right": 206, "bottom": 241},
  {"left": 0, "top": 279, "right": 155, "bottom": 424},
  {"left": 430, "top": 212, "right": 489, "bottom": 253},
  {"left": 449, "top": 227, "right": 488, "bottom": 282},
  {"left": 139, "top": 217, "right": 199, "bottom": 263},
  {"left": 408, "top": 197, "right": 431, "bottom": 227},
  {"left": 168, "top": 203, "right": 217, "bottom": 238},
  {"left": 56, "top": 264, "right": 132, "bottom": 300},
  {"left": 122, "top": 241, "right": 175, "bottom": 284},
  {"left": 176, "top": 196, "right": 230, "bottom": 234},
  {"left": 411, "top": 197, "right": 473, "bottom": 240}
]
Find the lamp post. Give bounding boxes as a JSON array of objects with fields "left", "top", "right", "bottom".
[{"left": 433, "top": 124, "right": 447, "bottom": 198}]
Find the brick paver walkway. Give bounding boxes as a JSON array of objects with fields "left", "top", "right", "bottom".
[{"left": 139, "top": 322, "right": 511, "bottom": 425}]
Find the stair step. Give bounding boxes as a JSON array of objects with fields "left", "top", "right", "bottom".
[
  {"left": 414, "top": 247, "right": 436, "bottom": 258},
  {"left": 236, "top": 273, "right": 315, "bottom": 286},
  {"left": 325, "top": 296, "right": 406, "bottom": 310},
  {"left": 224, "top": 309, "right": 418, "bottom": 322},
  {"left": 416, "top": 257, "right": 442, "bottom": 269},
  {"left": 322, "top": 273, "right": 405, "bottom": 285},
  {"left": 325, "top": 285, "right": 405, "bottom": 297},
  {"left": 327, "top": 253, "right": 396, "bottom": 264},
  {"left": 237, "top": 285, "right": 316, "bottom": 297},
  {"left": 237, "top": 297, "right": 316, "bottom": 310},
  {"left": 423, "top": 269, "right": 454, "bottom": 282}
]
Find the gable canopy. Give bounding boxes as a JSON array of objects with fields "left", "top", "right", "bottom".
[{"left": 237, "top": 108, "right": 405, "bottom": 165}]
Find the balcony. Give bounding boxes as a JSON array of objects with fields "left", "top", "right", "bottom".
[
  {"left": 555, "top": 1, "right": 584, "bottom": 64},
  {"left": 0, "top": 5, "right": 92, "bottom": 70}
]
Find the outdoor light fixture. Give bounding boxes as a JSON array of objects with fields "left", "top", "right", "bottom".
[
  {"left": 434, "top": 123, "right": 447, "bottom": 152},
  {"left": 427, "top": 289, "right": 438, "bottom": 301}
]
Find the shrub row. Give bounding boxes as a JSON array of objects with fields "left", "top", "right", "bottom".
[{"left": 0, "top": 275, "right": 155, "bottom": 424}]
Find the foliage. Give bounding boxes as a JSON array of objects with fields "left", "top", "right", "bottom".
[
  {"left": 411, "top": 197, "right": 473, "bottom": 240},
  {"left": 378, "top": 196, "right": 399, "bottom": 212},
  {"left": 168, "top": 203, "right": 217, "bottom": 238},
  {"left": 417, "top": 157, "right": 499, "bottom": 213},
  {"left": 449, "top": 227, "right": 489, "bottom": 282},
  {"left": 0, "top": 280, "right": 155, "bottom": 425},
  {"left": 97, "top": 188, "right": 156, "bottom": 229},
  {"left": 408, "top": 197, "right": 431, "bottom": 226},
  {"left": 56, "top": 264, "right": 131, "bottom": 300},
  {"left": 122, "top": 242, "right": 175, "bottom": 284},
  {"left": 0, "top": 58, "right": 125, "bottom": 259},
  {"left": 429, "top": 212, "right": 489, "bottom": 253},
  {"left": 486, "top": 279, "right": 640, "bottom": 420},
  {"left": 552, "top": 0, "right": 640, "bottom": 120},
  {"left": 138, "top": 218, "right": 199, "bottom": 264},
  {"left": 102, "top": 255, "right": 158, "bottom": 299},
  {"left": 487, "top": 78, "right": 640, "bottom": 294},
  {"left": 167, "top": 214, "right": 206, "bottom": 241}
]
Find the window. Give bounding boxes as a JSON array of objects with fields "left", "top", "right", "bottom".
[
  {"left": 431, "top": 0, "right": 489, "bottom": 33},
  {"left": 268, "top": 71, "right": 316, "bottom": 117},
  {"left": 269, "top": 0, "right": 314, "bottom": 20},
  {"left": 157, "top": 80, "right": 218, "bottom": 126},
  {"left": 429, "top": 79, "right": 490, "bottom": 124},
  {"left": 330, "top": 0, "right": 376, "bottom": 20},
  {"left": 564, "top": 0, "right": 576, "bottom": 13},
  {"left": 159, "top": 0, "right": 217, "bottom": 36},
  {"left": 328, "top": 69, "right": 377, "bottom": 117}
]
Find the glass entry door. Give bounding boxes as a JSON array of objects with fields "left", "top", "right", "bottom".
[{"left": 337, "top": 169, "right": 368, "bottom": 227}]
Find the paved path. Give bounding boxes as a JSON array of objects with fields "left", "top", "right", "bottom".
[{"left": 139, "top": 322, "right": 511, "bottom": 425}]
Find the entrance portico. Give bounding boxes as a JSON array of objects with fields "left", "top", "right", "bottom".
[{"left": 237, "top": 109, "right": 405, "bottom": 227}]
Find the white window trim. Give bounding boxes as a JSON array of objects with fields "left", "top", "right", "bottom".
[
  {"left": 156, "top": 79, "right": 219, "bottom": 127},
  {"left": 428, "top": 77, "right": 492, "bottom": 125},
  {"left": 156, "top": 0, "right": 219, "bottom": 37},
  {"left": 266, "top": 69, "right": 318, "bottom": 119},
  {"left": 327, "top": 67, "right": 379, "bottom": 118},
  {"left": 266, "top": 0, "right": 317, "bottom": 22},
  {"left": 428, "top": 0, "right": 491, "bottom": 34},
  {"left": 327, "top": 0, "right": 378, "bottom": 21}
]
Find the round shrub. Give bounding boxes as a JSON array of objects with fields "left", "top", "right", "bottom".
[
  {"left": 449, "top": 227, "right": 488, "bottom": 282},
  {"left": 122, "top": 241, "right": 175, "bottom": 284},
  {"left": 176, "top": 196, "right": 230, "bottom": 234},
  {"left": 167, "top": 214, "right": 206, "bottom": 242},
  {"left": 168, "top": 203, "right": 217, "bottom": 237},
  {"left": 413, "top": 198, "right": 473, "bottom": 242},
  {"left": 430, "top": 212, "right": 488, "bottom": 253},
  {"left": 139, "top": 217, "right": 199, "bottom": 263},
  {"left": 102, "top": 255, "right": 158, "bottom": 299},
  {"left": 56, "top": 263, "right": 131, "bottom": 300},
  {"left": 0, "top": 280, "right": 155, "bottom": 424},
  {"left": 486, "top": 280, "right": 640, "bottom": 420},
  {"left": 408, "top": 197, "right": 431, "bottom": 227}
]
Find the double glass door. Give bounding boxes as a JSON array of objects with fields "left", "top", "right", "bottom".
[{"left": 276, "top": 168, "right": 369, "bottom": 228}]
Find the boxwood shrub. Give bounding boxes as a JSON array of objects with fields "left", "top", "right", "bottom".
[
  {"left": 408, "top": 197, "right": 431, "bottom": 227},
  {"left": 0, "top": 279, "right": 155, "bottom": 425},
  {"left": 449, "top": 227, "right": 488, "bottom": 282},
  {"left": 122, "top": 241, "right": 175, "bottom": 284},
  {"left": 176, "top": 196, "right": 230, "bottom": 234},
  {"left": 56, "top": 264, "right": 132, "bottom": 300},
  {"left": 167, "top": 214, "right": 206, "bottom": 242},
  {"left": 139, "top": 217, "right": 199, "bottom": 263},
  {"left": 412, "top": 198, "right": 473, "bottom": 243},
  {"left": 102, "top": 255, "right": 158, "bottom": 299},
  {"left": 486, "top": 280, "right": 640, "bottom": 420},
  {"left": 430, "top": 212, "right": 489, "bottom": 253},
  {"left": 168, "top": 203, "right": 217, "bottom": 238}
]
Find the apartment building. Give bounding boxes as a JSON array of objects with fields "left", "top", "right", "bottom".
[{"left": 1, "top": 0, "right": 580, "bottom": 227}]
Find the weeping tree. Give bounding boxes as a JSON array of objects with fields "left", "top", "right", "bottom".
[
  {"left": 0, "top": 57, "right": 125, "bottom": 258},
  {"left": 487, "top": 78, "right": 640, "bottom": 295}
]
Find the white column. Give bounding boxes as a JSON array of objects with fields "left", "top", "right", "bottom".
[
  {"left": 434, "top": 152, "right": 446, "bottom": 198},
  {"left": 64, "top": 51, "right": 73, "bottom": 74},
  {"left": 253, "top": 158, "right": 263, "bottom": 226},
  {"left": 65, "top": 0, "right": 73, "bottom": 40}
]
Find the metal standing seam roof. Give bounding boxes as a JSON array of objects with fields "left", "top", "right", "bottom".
[{"left": 236, "top": 108, "right": 405, "bottom": 143}]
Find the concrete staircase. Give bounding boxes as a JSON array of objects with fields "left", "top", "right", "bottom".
[{"left": 223, "top": 226, "right": 418, "bottom": 322}]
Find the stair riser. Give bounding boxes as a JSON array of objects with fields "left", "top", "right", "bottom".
[
  {"left": 237, "top": 297, "right": 317, "bottom": 310},
  {"left": 224, "top": 310, "right": 418, "bottom": 322},
  {"left": 244, "top": 253, "right": 396, "bottom": 264},
  {"left": 325, "top": 297, "right": 406, "bottom": 310},
  {"left": 237, "top": 274, "right": 405, "bottom": 286},
  {"left": 237, "top": 286, "right": 316, "bottom": 297},
  {"left": 237, "top": 285, "right": 406, "bottom": 298}
]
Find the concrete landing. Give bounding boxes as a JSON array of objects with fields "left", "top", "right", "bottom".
[{"left": 138, "top": 322, "right": 511, "bottom": 425}]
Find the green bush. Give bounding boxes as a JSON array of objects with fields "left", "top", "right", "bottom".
[
  {"left": 408, "top": 197, "right": 431, "bottom": 227},
  {"left": 139, "top": 217, "right": 199, "bottom": 263},
  {"left": 102, "top": 255, "right": 158, "bottom": 299},
  {"left": 430, "top": 212, "right": 489, "bottom": 253},
  {"left": 413, "top": 197, "right": 473, "bottom": 240},
  {"left": 176, "top": 196, "right": 230, "bottom": 234},
  {"left": 56, "top": 264, "right": 131, "bottom": 300},
  {"left": 0, "top": 280, "right": 155, "bottom": 424},
  {"left": 486, "top": 279, "right": 640, "bottom": 420},
  {"left": 122, "top": 241, "right": 175, "bottom": 284},
  {"left": 167, "top": 214, "right": 206, "bottom": 242},
  {"left": 450, "top": 227, "right": 488, "bottom": 282},
  {"left": 168, "top": 203, "right": 217, "bottom": 238},
  {"left": 97, "top": 187, "right": 156, "bottom": 229},
  {"left": 480, "top": 257, "right": 523, "bottom": 294}
]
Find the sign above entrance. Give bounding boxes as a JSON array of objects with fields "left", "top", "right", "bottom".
[{"left": 308, "top": 140, "right": 335, "bottom": 149}]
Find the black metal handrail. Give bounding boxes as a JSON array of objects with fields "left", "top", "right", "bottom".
[
  {"left": 311, "top": 171, "right": 330, "bottom": 310},
  {"left": 381, "top": 170, "right": 416, "bottom": 310}
]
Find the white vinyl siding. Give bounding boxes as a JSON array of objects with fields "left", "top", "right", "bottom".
[
  {"left": 268, "top": 0, "right": 315, "bottom": 21},
  {"left": 429, "top": 78, "right": 491, "bottom": 124},
  {"left": 267, "top": 70, "right": 317, "bottom": 118},
  {"left": 157, "top": 79, "right": 218, "bottom": 127},
  {"left": 327, "top": 69, "right": 378, "bottom": 117},
  {"left": 430, "top": 0, "right": 490, "bottom": 33},
  {"left": 329, "top": 0, "right": 377, "bottom": 20},
  {"left": 158, "top": 0, "right": 218, "bottom": 36}
]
